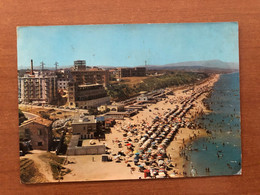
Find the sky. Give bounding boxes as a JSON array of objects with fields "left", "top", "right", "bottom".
[{"left": 17, "top": 22, "right": 239, "bottom": 69}]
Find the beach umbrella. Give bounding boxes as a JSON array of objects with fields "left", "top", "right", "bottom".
[
  {"left": 159, "top": 172, "right": 166, "bottom": 177},
  {"left": 144, "top": 169, "right": 150, "bottom": 173},
  {"left": 113, "top": 155, "right": 119, "bottom": 160},
  {"left": 158, "top": 160, "right": 164, "bottom": 165},
  {"left": 169, "top": 173, "right": 176, "bottom": 178}
]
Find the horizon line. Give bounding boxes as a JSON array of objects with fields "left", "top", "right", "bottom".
[{"left": 18, "top": 59, "right": 239, "bottom": 70}]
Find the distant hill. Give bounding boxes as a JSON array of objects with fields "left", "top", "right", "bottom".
[
  {"left": 146, "top": 60, "right": 238, "bottom": 69},
  {"left": 145, "top": 60, "right": 238, "bottom": 71}
]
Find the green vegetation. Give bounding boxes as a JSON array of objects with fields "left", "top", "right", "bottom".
[
  {"left": 64, "top": 134, "right": 72, "bottom": 145},
  {"left": 107, "top": 84, "right": 136, "bottom": 101},
  {"left": 39, "top": 111, "right": 50, "bottom": 120},
  {"left": 88, "top": 107, "right": 99, "bottom": 115},
  {"left": 107, "top": 72, "right": 208, "bottom": 101},
  {"left": 19, "top": 109, "right": 27, "bottom": 125},
  {"left": 39, "top": 152, "right": 70, "bottom": 180},
  {"left": 39, "top": 152, "right": 65, "bottom": 164},
  {"left": 20, "top": 158, "right": 47, "bottom": 184},
  {"left": 49, "top": 161, "right": 71, "bottom": 180},
  {"left": 136, "top": 72, "right": 208, "bottom": 91}
]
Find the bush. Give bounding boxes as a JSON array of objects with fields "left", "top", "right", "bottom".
[
  {"left": 19, "top": 109, "right": 27, "bottom": 125},
  {"left": 107, "top": 72, "right": 209, "bottom": 101},
  {"left": 40, "top": 112, "right": 50, "bottom": 119},
  {"left": 88, "top": 107, "right": 99, "bottom": 115}
]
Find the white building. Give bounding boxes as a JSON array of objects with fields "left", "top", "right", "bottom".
[
  {"left": 19, "top": 73, "right": 58, "bottom": 104},
  {"left": 57, "top": 78, "right": 70, "bottom": 90}
]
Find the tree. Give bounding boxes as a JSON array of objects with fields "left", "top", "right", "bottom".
[
  {"left": 19, "top": 109, "right": 27, "bottom": 125},
  {"left": 40, "top": 111, "right": 50, "bottom": 120},
  {"left": 88, "top": 108, "right": 99, "bottom": 115}
]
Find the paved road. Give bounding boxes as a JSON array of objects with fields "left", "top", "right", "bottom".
[{"left": 19, "top": 104, "right": 88, "bottom": 114}]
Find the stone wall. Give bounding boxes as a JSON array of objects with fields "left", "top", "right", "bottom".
[{"left": 67, "top": 145, "right": 106, "bottom": 155}]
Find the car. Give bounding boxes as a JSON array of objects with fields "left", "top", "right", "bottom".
[
  {"left": 19, "top": 150, "right": 24, "bottom": 156},
  {"left": 65, "top": 107, "right": 70, "bottom": 109}
]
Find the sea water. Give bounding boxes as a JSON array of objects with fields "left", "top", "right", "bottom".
[{"left": 186, "top": 72, "right": 241, "bottom": 177}]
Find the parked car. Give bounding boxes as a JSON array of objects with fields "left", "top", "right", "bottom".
[{"left": 19, "top": 150, "right": 24, "bottom": 156}]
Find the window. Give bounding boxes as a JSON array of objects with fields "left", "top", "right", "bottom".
[
  {"left": 25, "top": 128, "right": 30, "bottom": 135},
  {"left": 83, "top": 126, "right": 86, "bottom": 130},
  {"left": 38, "top": 142, "right": 43, "bottom": 146},
  {"left": 38, "top": 129, "right": 42, "bottom": 136}
]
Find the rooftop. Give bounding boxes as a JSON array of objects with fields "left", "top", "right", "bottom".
[
  {"left": 105, "top": 111, "right": 128, "bottom": 115},
  {"left": 78, "top": 83, "right": 103, "bottom": 88},
  {"left": 72, "top": 115, "right": 96, "bottom": 124},
  {"left": 20, "top": 117, "right": 53, "bottom": 127},
  {"left": 88, "top": 67, "right": 105, "bottom": 71}
]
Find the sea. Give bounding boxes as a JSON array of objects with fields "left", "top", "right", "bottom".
[{"left": 186, "top": 72, "right": 241, "bottom": 177}]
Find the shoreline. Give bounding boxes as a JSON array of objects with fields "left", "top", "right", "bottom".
[
  {"left": 61, "top": 74, "right": 220, "bottom": 181},
  {"left": 165, "top": 74, "right": 220, "bottom": 177},
  {"left": 182, "top": 72, "right": 241, "bottom": 177}
]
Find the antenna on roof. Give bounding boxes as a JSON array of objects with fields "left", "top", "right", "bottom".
[
  {"left": 54, "top": 62, "right": 59, "bottom": 71},
  {"left": 40, "top": 61, "right": 45, "bottom": 71}
]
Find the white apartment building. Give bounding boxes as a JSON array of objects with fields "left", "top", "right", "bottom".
[{"left": 18, "top": 73, "right": 58, "bottom": 104}]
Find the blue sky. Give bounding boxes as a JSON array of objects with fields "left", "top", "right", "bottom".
[{"left": 17, "top": 22, "right": 239, "bottom": 69}]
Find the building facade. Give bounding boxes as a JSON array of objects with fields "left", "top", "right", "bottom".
[
  {"left": 67, "top": 135, "right": 106, "bottom": 155},
  {"left": 73, "top": 60, "right": 87, "bottom": 71},
  {"left": 57, "top": 78, "right": 70, "bottom": 90},
  {"left": 19, "top": 74, "right": 58, "bottom": 104},
  {"left": 68, "top": 83, "right": 110, "bottom": 109},
  {"left": 56, "top": 69, "right": 72, "bottom": 90},
  {"left": 19, "top": 117, "right": 53, "bottom": 151},
  {"left": 115, "top": 67, "right": 146, "bottom": 78},
  {"left": 71, "top": 115, "right": 97, "bottom": 139},
  {"left": 98, "top": 104, "right": 124, "bottom": 112},
  {"left": 18, "top": 59, "right": 58, "bottom": 104},
  {"left": 71, "top": 60, "right": 109, "bottom": 87}
]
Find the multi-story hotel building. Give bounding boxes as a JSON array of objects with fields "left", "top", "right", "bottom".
[
  {"left": 18, "top": 60, "right": 58, "bottom": 104},
  {"left": 71, "top": 60, "right": 109, "bottom": 87},
  {"left": 56, "top": 69, "right": 72, "bottom": 90},
  {"left": 67, "top": 60, "right": 110, "bottom": 108},
  {"left": 68, "top": 83, "right": 110, "bottom": 109},
  {"left": 19, "top": 74, "right": 58, "bottom": 104},
  {"left": 115, "top": 67, "right": 146, "bottom": 78}
]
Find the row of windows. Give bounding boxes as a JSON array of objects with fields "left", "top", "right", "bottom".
[{"left": 58, "top": 86, "right": 67, "bottom": 89}]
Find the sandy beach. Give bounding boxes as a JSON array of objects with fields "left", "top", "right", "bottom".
[{"left": 63, "top": 74, "right": 220, "bottom": 181}]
